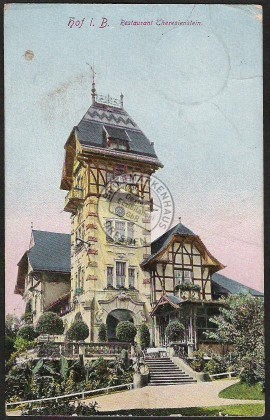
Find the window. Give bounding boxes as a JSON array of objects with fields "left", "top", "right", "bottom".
[
  {"left": 107, "top": 267, "right": 114, "bottom": 287},
  {"left": 128, "top": 268, "right": 135, "bottom": 288},
  {"left": 106, "top": 220, "right": 135, "bottom": 246},
  {"left": 115, "top": 221, "right": 125, "bottom": 242},
  {"left": 175, "top": 270, "right": 193, "bottom": 284},
  {"left": 109, "top": 139, "right": 128, "bottom": 151},
  {"left": 78, "top": 267, "right": 81, "bottom": 288},
  {"left": 127, "top": 222, "right": 134, "bottom": 244},
  {"left": 105, "top": 220, "right": 113, "bottom": 242},
  {"left": 81, "top": 268, "right": 85, "bottom": 290},
  {"left": 116, "top": 262, "right": 126, "bottom": 288}
]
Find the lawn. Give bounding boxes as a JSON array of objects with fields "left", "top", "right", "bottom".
[
  {"left": 219, "top": 382, "right": 265, "bottom": 400},
  {"left": 100, "top": 404, "right": 264, "bottom": 417}
]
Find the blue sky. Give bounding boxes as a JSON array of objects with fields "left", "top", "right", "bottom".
[{"left": 4, "top": 4, "right": 263, "bottom": 314}]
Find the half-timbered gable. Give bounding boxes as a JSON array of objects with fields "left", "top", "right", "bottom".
[{"left": 142, "top": 222, "right": 224, "bottom": 305}]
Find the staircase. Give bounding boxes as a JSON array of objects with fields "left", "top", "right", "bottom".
[{"left": 145, "top": 357, "right": 196, "bottom": 386}]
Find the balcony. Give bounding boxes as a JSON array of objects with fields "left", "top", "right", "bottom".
[{"left": 64, "top": 187, "right": 84, "bottom": 213}]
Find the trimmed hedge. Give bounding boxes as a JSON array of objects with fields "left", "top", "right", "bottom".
[
  {"left": 36, "top": 312, "right": 64, "bottom": 335},
  {"left": 139, "top": 323, "right": 150, "bottom": 349},
  {"left": 98, "top": 323, "right": 108, "bottom": 342},
  {"left": 165, "top": 320, "right": 185, "bottom": 342},
  {"left": 66, "top": 320, "right": 89, "bottom": 342},
  {"left": 17, "top": 324, "right": 38, "bottom": 341},
  {"left": 116, "top": 321, "right": 137, "bottom": 343}
]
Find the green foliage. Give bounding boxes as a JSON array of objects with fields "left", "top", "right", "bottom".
[
  {"left": 21, "top": 401, "right": 99, "bottom": 416},
  {"left": 219, "top": 381, "right": 265, "bottom": 400},
  {"left": 66, "top": 320, "right": 89, "bottom": 342},
  {"left": 120, "top": 349, "right": 130, "bottom": 370},
  {"left": 5, "top": 314, "right": 22, "bottom": 338},
  {"left": 175, "top": 282, "right": 201, "bottom": 292},
  {"left": 94, "top": 404, "right": 265, "bottom": 418},
  {"left": 14, "top": 337, "right": 36, "bottom": 353},
  {"left": 138, "top": 323, "right": 150, "bottom": 349},
  {"left": 17, "top": 325, "right": 38, "bottom": 341},
  {"left": 98, "top": 323, "right": 108, "bottom": 342},
  {"left": 165, "top": 320, "right": 185, "bottom": 342},
  {"left": 189, "top": 350, "right": 206, "bottom": 372},
  {"left": 205, "top": 294, "right": 264, "bottom": 385},
  {"left": 116, "top": 321, "right": 137, "bottom": 343},
  {"left": 204, "top": 354, "right": 227, "bottom": 375},
  {"left": 21, "top": 312, "right": 33, "bottom": 324},
  {"left": 5, "top": 336, "right": 15, "bottom": 361},
  {"left": 6, "top": 354, "right": 133, "bottom": 403},
  {"left": 36, "top": 311, "right": 64, "bottom": 335}
]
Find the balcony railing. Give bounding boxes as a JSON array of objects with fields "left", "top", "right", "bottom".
[{"left": 64, "top": 188, "right": 84, "bottom": 213}]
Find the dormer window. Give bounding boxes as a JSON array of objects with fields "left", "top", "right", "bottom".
[{"left": 104, "top": 125, "right": 130, "bottom": 152}]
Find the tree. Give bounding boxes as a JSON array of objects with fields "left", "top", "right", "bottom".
[
  {"left": 205, "top": 294, "right": 264, "bottom": 385},
  {"left": 18, "top": 325, "right": 38, "bottom": 341},
  {"left": 5, "top": 314, "right": 22, "bottom": 338},
  {"left": 116, "top": 321, "right": 137, "bottom": 343},
  {"left": 5, "top": 336, "right": 15, "bottom": 360},
  {"left": 98, "top": 323, "right": 107, "bottom": 342},
  {"left": 36, "top": 312, "right": 64, "bottom": 335},
  {"left": 138, "top": 323, "right": 150, "bottom": 349},
  {"left": 165, "top": 320, "right": 185, "bottom": 342},
  {"left": 66, "top": 320, "right": 89, "bottom": 342}
]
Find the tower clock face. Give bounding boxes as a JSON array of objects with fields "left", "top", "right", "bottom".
[{"left": 115, "top": 206, "right": 125, "bottom": 217}]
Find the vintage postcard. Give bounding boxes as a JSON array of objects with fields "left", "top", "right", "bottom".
[{"left": 5, "top": 3, "right": 264, "bottom": 417}]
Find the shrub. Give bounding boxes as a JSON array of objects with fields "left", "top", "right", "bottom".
[
  {"left": 116, "top": 321, "right": 137, "bottom": 343},
  {"left": 5, "top": 336, "right": 15, "bottom": 361},
  {"left": 36, "top": 312, "right": 64, "bottom": 335},
  {"left": 17, "top": 325, "right": 38, "bottom": 341},
  {"left": 21, "top": 312, "right": 33, "bottom": 324},
  {"left": 66, "top": 320, "right": 89, "bottom": 342},
  {"left": 189, "top": 350, "right": 206, "bottom": 372},
  {"left": 14, "top": 337, "right": 36, "bottom": 353},
  {"left": 138, "top": 323, "right": 150, "bottom": 349},
  {"left": 21, "top": 401, "right": 99, "bottom": 416},
  {"left": 204, "top": 355, "right": 227, "bottom": 375},
  {"left": 121, "top": 349, "right": 130, "bottom": 370},
  {"left": 165, "top": 320, "right": 185, "bottom": 342},
  {"left": 98, "top": 323, "right": 108, "bottom": 342}
]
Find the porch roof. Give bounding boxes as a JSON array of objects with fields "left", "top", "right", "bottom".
[{"left": 150, "top": 294, "right": 223, "bottom": 317}]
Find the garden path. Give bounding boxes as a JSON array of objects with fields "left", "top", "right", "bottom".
[{"left": 84, "top": 380, "right": 264, "bottom": 412}]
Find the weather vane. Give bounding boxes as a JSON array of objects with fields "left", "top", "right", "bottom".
[{"left": 87, "top": 62, "right": 97, "bottom": 104}]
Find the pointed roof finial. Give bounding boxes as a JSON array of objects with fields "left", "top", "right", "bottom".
[
  {"left": 31, "top": 221, "right": 33, "bottom": 230},
  {"left": 87, "top": 62, "right": 97, "bottom": 104},
  {"left": 120, "top": 93, "right": 124, "bottom": 108},
  {"left": 178, "top": 217, "right": 181, "bottom": 224}
]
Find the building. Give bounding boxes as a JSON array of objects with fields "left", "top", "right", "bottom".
[
  {"left": 15, "top": 230, "right": 71, "bottom": 324},
  {"left": 14, "top": 83, "right": 263, "bottom": 348},
  {"left": 141, "top": 222, "right": 263, "bottom": 350}
]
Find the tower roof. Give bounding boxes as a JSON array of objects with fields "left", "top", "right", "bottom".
[{"left": 75, "top": 101, "right": 159, "bottom": 158}]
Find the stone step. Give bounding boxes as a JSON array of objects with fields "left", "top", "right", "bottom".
[
  {"left": 148, "top": 381, "right": 196, "bottom": 386},
  {"left": 150, "top": 373, "right": 190, "bottom": 377},
  {"left": 149, "top": 378, "right": 196, "bottom": 383}
]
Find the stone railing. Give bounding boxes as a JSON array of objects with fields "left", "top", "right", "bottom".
[
  {"left": 83, "top": 342, "right": 131, "bottom": 357},
  {"left": 35, "top": 341, "right": 131, "bottom": 358}
]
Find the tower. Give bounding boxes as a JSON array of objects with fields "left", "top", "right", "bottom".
[{"left": 60, "top": 84, "right": 162, "bottom": 342}]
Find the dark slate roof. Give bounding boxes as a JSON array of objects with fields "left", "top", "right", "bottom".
[
  {"left": 28, "top": 230, "right": 71, "bottom": 273},
  {"left": 75, "top": 102, "right": 158, "bottom": 159},
  {"left": 166, "top": 295, "right": 182, "bottom": 305},
  {"left": 212, "top": 273, "right": 263, "bottom": 297},
  {"left": 142, "top": 223, "right": 196, "bottom": 266}
]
